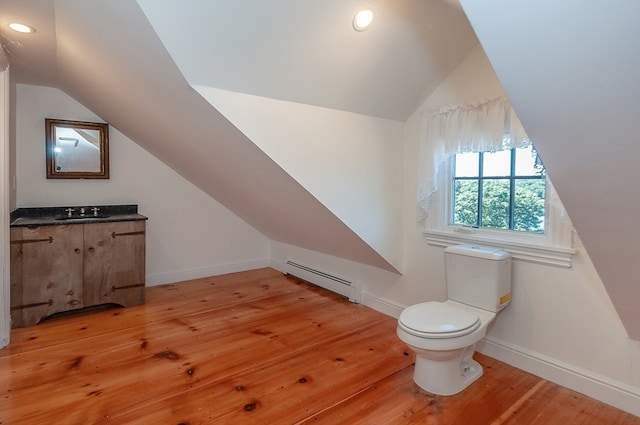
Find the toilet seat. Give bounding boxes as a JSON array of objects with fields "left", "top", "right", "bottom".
[{"left": 398, "top": 301, "right": 480, "bottom": 339}]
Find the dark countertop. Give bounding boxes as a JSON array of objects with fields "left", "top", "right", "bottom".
[{"left": 10, "top": 204, "right": 148, "bottom": 228}]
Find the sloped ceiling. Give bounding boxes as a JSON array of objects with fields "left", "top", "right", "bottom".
[
  {"left": 0, "top": 0, "right": 399, "bottom": 273},
  {"left": 0, "top": 0, "right": 56, "bottom": 85},
  {"left": 137, "top": 0, "right": 477, "bottom": 120},
  {"left": 0, "top": 0, "right": 475, "bottom": 274},
  {"left": 461, "top": 0, "right": 640, "bottom": 339},
  {"left": 0, "top": 0, "right": 478, "bottom": 120}
]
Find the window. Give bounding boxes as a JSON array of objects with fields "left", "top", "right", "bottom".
[
  {"left": 417, "top": 97, "right": 575, "bottom": 267},
  {"left": 423, "top": 145, "right": 575, "bottom": 268},
  {"left": 452, "top": 146, "right": 545, "bottom": 234}
]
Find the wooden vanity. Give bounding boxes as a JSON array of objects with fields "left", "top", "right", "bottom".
[{"left": 9, "top": 205, "right": 147, "bottom": 328}]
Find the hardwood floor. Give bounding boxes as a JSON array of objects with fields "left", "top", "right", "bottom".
[{"left": 1, "top": 268, "right": 637, "bottom": 424}]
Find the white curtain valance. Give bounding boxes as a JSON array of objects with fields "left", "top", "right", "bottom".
[{"left": 417, "top": 97, "right": 530, "bottom": 219}]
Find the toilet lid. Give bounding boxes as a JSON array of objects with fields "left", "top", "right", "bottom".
[{"left": 399, "top": 301, "right": 480, "bottom": 338}]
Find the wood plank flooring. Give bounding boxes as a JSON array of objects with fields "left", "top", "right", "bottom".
[{"left": 1, "top": 268, "right": 637, "bottom": 424}]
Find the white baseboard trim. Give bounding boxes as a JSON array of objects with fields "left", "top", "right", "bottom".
[
  {"left": 146, "top": 258, "right": 271, "bottom": 287},
  {"left": 358, "top": 291, "right": 640, "bottom": 417},
  {"left": 477, "top": 336, "right": 640, "bottom": 417},
  {"left": 269, "top": 258, "right": 285, "bottom": 273},
  {"left": 361, "top": 292, "right": 405, "bottom": 319}
]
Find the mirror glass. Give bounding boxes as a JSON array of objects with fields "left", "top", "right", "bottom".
[{"left": 45, "top": 119, "right": 110, "bottom": 179}]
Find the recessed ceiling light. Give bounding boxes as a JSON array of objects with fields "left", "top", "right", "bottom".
[
  {"left": 9, "top": 22, "right": 35, "bottom": 34},
  {"left": 353, "top": 9, "right": 373, "bottom": 32}
]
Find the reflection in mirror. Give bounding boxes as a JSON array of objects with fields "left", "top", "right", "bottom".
[{"left": 45, "top": 119, "right": 109, "bottom": 179}]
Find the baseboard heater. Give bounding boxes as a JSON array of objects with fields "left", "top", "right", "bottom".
[{"left": 284, "top": 260, "right": 361, "bottom": 303}]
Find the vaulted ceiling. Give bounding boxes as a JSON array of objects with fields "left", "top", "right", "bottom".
[
  {"left": 1, "top": 0, "right": 638, "bottom": 339},
  {"left": 1, "top": 0, "right": 476, "bottom": 120},
  {"left": 137, "top": 0, "right": 476, "bottom": 120},
  {"left": 0, "top": 0, "right": 478, "bottom": 274},
  {"left": 460, "top": 0, "right": 640, "bottom": 339}
]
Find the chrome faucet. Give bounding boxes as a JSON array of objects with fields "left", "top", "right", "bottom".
[
  {"left": 80, "top": 207, "right": 86, "bottom": 216},
  {"left": 64, "top": 208, "right": 75, "bottom": 217},
  {"left": 91, "top": 207, "right": 100, "bottom": 216}
]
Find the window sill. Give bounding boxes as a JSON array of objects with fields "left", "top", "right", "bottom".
[{"left": 423, "top": 229, "right": 576, "bottom": 268}]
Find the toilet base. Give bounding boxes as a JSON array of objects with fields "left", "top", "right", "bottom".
[{"left": 412, "top": 345, "right": 483, "bottom": 396}]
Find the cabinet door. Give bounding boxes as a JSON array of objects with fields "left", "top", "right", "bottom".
[
  {"left": 83, "top": 221, "right": 146, "bottom": 307},
  {"left": 10, "top": 225, "right": 84, "bottom": 327}
]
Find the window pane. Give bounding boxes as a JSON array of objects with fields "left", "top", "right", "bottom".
[
  {"left": 450, "top": 147, "right": 548, "bottom": 235},
  {"left": 513, "top": 179, "right": 546, "bottom": 233},
  {"left": 454, "top": 152, "right": 479, "bottom": 177},
  {"left": 453, "top": 180, "right": 478, "bottom": 226},
  {"left": 481, "top": 179, "right": 510, "bottom": 229},
  {"left": 482, "top": 150, "right": 511, "bottom": 177},
  {"left": 515, "top": 145, "right": 541, "bottom": 176}
]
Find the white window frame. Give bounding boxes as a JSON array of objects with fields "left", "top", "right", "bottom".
[{"left": 423, "top": 156, "right": 576, "bottom": 268}]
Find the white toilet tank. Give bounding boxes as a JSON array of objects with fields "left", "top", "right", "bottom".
[{"left": 445, "top": 245, "right": 511, "bottom": 313}]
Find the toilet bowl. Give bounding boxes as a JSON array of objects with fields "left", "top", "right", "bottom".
[
  {"left": 396, "top": 244, "right": 512, "bottom": 396},
  {"left": 397, "top": 300, "right": 496, "bottom": 396}
]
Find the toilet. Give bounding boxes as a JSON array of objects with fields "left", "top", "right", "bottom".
[{"left": 397, "top": 244, "right": 511, "bottom": 396}]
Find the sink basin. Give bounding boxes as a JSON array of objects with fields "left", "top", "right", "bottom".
[{"left": 56, "top": 214, "right": 111, "bottom": 221}]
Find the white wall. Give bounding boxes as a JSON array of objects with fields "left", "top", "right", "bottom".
[
  {"left": 195, "top": 86, "right": 405, "bottom": 271},
  {"left": 406, "top": 45, "right": 639, "bottom": 415},
  {"left": 14, "top": 84, "right": 270, "bottom": 285},
  {"left": 460, "top": 0, "right": 640, "bottom": 342},
  {"left": 0, "top": 63, "right": 10, "bottom": 348},
  {"left": 243, "top": 45, "right": 640, "bottom": 415}
]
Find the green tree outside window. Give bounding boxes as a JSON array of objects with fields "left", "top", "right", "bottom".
[{"left": 453, "top": 147, "right": 545, "bottom": 233}]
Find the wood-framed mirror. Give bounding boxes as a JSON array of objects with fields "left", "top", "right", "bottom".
[{"left": 45, "top": 118, "right": 110, "bottom": 179}]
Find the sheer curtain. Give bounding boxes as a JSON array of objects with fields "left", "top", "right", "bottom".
[{"left": 416, "top": 97, "right": 530, "bottom": 219}]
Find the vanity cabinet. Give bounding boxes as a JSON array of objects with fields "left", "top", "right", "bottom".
[{"left": 10, "top": 220, "right": 146, "bottom": 328}]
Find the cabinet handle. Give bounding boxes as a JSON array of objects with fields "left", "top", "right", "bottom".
[
  {"left": 11, "top": 299, "right": 54, "bottom": 310},
  {"left": 88, "top": 247, "right": 95, "bottom": 253},
  {"left": 111, "top": 231, "right": 145, "bottom": 238},
  {"left": 112, "top": 283, "right": 145, "bottom": 292},
  {"left": 11, "top": 237, "right": 53, "bottom": 244}
]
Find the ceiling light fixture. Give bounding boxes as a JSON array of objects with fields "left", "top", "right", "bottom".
[
  {"left": 9, "top": 22, "right": 35, "bottom": 34},
  {"left": 353, "top": 9, "right": 373, "bottom": 32}
]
